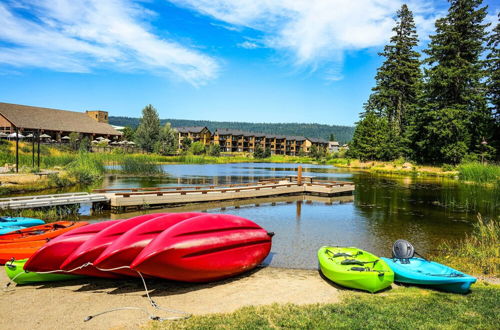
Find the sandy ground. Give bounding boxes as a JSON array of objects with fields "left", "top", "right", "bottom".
[{"left": 0, "top": 266, "right": 341, "bottom": 330}]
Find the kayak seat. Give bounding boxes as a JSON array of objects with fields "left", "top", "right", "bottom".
[{"left": 392, "top": 239, "right": 415, "bottom": 264}]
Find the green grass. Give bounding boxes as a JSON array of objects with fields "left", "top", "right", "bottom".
[
  {"left": 121, "top": 157, "right": 164, "bottom": 175},
  {"left": 150, "top": 284, "right": 499, "bottom": 329},
  {"left": 65, "top": 152, "right": 105, "bottom": 185},
  {"left": 458, "top": 162, "right": 500, "bottom": 184},
  {"left": 0, "top": 205, "right": 81, "bottom": 221},
  {"left": 434, "top": 214, "right": 499, "bottom": 277}
]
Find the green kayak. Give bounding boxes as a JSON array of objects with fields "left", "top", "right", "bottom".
[
  {"left": 318, "top": 246, "right": 394, "bottom": 293},
  {"left": 5, "top": 259, "right": 82, "bottom": 284}
]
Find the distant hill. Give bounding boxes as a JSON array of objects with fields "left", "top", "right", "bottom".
[{"left": 109, "top": 117, "right": 354, "bottom": 144}]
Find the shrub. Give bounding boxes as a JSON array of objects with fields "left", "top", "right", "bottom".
[{"left": 189, "top": 142, "right": 206, "bottom": 155}]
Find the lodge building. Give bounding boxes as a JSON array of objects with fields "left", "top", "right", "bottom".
[
  {"left": 0, "top": 102, "right": 122, "bottom": 141},
  {"left": 177, "top": 127, "right": 329, "bottom": 156}
]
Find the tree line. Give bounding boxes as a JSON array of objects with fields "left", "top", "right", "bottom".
[
  {"left": 110, "top": 117, "right": 354, "bottom": 144},
  {"left": 349, "top": 0, "right": 499, "bottom": 164}
]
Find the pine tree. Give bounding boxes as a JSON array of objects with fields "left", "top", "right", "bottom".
[
  {"left": 485, "top": 14, "right": 500, "bottom": 159},
  {"left": 134, "top": 104, "right": 161, "bottom": 152},
  {"left": 154, "top": 122, "right": 178, "bottom": 155},
  {"left": 349, "top": 112, "right": 391, "bottom": 161},
  {"left": 365, "top": 4, "right": 421, "bottom": 145},
  {"left": 416, "top": 0, "right": 490, "bottom": 164}
]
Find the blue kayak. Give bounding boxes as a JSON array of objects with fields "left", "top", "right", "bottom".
[
  {"left": 0, "top": 226, "right": 26, "bottom": 235},
  {"left": 381, "top": 257, "right": 476, "bottom": 294},
  {"left": 0, "top": 217, "right": 45, "bottom": 228}
]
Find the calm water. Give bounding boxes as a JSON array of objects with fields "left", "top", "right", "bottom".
[{"left": 87, "top": 163, "right": 497, "bottom": 269}]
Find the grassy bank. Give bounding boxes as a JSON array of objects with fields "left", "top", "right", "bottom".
[
  {"left": 458, "top": 162, "right": 500, "bottom": 184},
  {"left": 434, "top": 214, "right": 499, "bottom": 277},
  {"left": 0, "top": 205, "right": 83, "bottom": 221},
  {"left": 151, "top": 284, "right": 499, "bottom": 329}
]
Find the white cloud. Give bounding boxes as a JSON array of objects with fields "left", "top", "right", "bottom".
[
  {"left": 0, "top": 0, "right": 219, "bottom": 85},
  {"left": 238, "top": 41, "right": 259, "bottom": 49},
  {"left": 170, "top": 0, "right": 438, "bottom": 78}
]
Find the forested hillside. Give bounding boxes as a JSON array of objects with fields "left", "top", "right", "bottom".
[{"left": 109, "top": 117, "right": 354, "bottom": 143}]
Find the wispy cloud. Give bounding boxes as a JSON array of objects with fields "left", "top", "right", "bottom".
[
  {"left": 170, "top": 0, "right": 438, "bottom": 79},
  {"left": 0, "top": 0, "right": 219, "bottom": 85},
  {"left": 238, "top": 41, "right": 259, "bottom": 49}
]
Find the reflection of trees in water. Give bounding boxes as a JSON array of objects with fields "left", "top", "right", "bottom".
[{"left": 351, "top": 173, "right": 479, "bottom": 254}]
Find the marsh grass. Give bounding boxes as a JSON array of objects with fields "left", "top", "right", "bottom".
[
  {"left": 458, "top": 162, "right": 500, "bottom": 184},
  {"left": 150, "top": 284, "right": 500, "bottom": 329},
  {"left": 66, "top": 152, "right": 105, "bottom": 185},
  {"left": 435, "top": 214, "right": 499, "bottom": 276},
  {"left": 0, "top": 205, "right": 81, "bottom": 221},
  {"left": 122, "top": 157, "right": 164, "bottom": 175}
]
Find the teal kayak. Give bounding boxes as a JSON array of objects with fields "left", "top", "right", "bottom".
[
  {"left": 381, "top": 257, "right": 476, "bottom": 294},
  {"left": 0, "top": 217, "right": 45, "bottom": 228},
  {"left": 0, "top": 226, "right": 25, "bottom": 235}
]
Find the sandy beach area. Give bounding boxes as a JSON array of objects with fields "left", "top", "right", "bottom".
[{"left": 0, "top": 266, "right": 341, "bottom": 330}]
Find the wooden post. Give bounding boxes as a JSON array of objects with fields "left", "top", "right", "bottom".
[
  {"left": 37, "top": 129, "right": 41, "bottom": 169},
  {"left": 15, "top": 126, "right": 19, "bottom": 173},
  {"left": 32, "top": 131, "right": 35, "bottom": 167},
  {"left": 297, "top": 165, "right": 302, "bottom": 185}
]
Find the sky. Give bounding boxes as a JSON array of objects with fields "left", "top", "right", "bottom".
[{"left": 0, "top": 0, "right": 498, "bottom": 126}]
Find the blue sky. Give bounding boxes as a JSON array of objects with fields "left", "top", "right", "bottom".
[{"left": 0, "top": 0, "right": 498, "bottom": 126}]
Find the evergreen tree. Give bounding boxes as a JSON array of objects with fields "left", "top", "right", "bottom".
[
  {"left": 365, "top": 4, "right": 421, "bottom": 147},
  {"left": 134, "top": 105, "right": 161, "bottom": 152},
  {"left": 122, "top": 126, "right": 135, "bottom": 141},
  {"left": 485, "top": 14, "right": 500, "bottom": 159},
  {"left": 329, "top": 133, "right": 336, "bottom": 141},
  {"left": 416, "top": 0, "right": 490, "bottom": 164},
  {"left": 349, "top": 112, "right": 391, "bottom": 161},
  {"left": 154, "top": 123, "right": 178, "bottom": 155}
]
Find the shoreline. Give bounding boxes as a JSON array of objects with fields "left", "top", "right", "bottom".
[
  {"left": 1, "top": 265, "right": 498, "bottom": 330},
  {"left": 0, "top": 266, "right": 340, "bottom": 330}
]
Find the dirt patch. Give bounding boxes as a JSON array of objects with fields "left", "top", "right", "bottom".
[{"left": 0, "top": 267, "right": 340, "bottom": 330}]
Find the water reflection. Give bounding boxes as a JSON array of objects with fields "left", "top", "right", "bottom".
[{"left": 82, "top": 163, "right": 499, "bottom": 269}]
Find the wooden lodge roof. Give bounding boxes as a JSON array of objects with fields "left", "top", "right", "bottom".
[{"left": 0, "top": 102, "right": 122, "bottom": 136}]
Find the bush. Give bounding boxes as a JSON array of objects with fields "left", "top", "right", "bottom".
[
  {"left": 189, "top": 142, "right": 206, "bottom": 155},
  {"left": 441, "top": 163, "right": 455, "bottom": 172},
  {"left": 206, "top": 144, "right": 221, "bottom": 157}
]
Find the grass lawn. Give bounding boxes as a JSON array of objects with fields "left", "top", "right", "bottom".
[{"left": 150, "top": 284, "right": 499, "bottom": 329}]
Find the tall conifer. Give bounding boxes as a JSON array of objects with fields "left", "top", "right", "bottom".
[
  {"left": 353, "top": 4, "right": 421, "bottom": 160},
  {"left": 416, "top": 0, "right": 490, "bottom": 164},
  {"left": 485, "top": 14, "right": 500, "bottom": 159},
  {"left": 135, "top": 104, "right": 161, "bottom": 152}
]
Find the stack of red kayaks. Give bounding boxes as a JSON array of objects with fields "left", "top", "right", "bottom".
[
  {"left": 24, "top": 213, "right": 274, "bottom": 282},
  {"left": 0, "top": 221, "right": 89, "bottom": 264}
]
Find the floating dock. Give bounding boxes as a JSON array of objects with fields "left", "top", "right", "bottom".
[
  {"left": 93, "top": 178, "right": 355, "bottom": 212},
  {"left": 0, "top": 177, "right": 355, "bottom": 212}
]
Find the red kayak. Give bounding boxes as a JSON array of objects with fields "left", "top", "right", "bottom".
[
  {"left": 59, "top": 214, "right": 169, "bottom": 277},
  {"left": 0, "top": 221, "right": 88, "bottom": 243},
  {"left": 131, "top": 214, "right": 274, "bottom": 282},
  {"left": 93, "top": 212, "right": 203, "bottom": 276},
  {"left": 24, "top": 220, "right": 121, "bottom": 277}
]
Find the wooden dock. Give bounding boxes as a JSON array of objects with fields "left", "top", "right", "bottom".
[
  {"left": 93, "top": 178, "right": 355, "bottom": 212},
  {"left": 0, "top": 177, "right": 355, "bottom": 212},
  {"left": 0, "top": 192, "right": 109, "bottom": 210}
]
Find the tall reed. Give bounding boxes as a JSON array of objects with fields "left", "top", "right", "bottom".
[
  {"left": 458, "top": 162, "right": 500, "bottom": 184},
  {"left": 435, "top": 214, "right": 499, "bottom": 276}
]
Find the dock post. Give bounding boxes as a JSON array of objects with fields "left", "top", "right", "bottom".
[{"left": 298, "top": 165, "right": 302, "bottom": 185}]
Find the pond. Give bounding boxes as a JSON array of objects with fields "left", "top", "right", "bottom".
[{"left": 86, "top": 163, "right": 497, "bottom": 269}]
